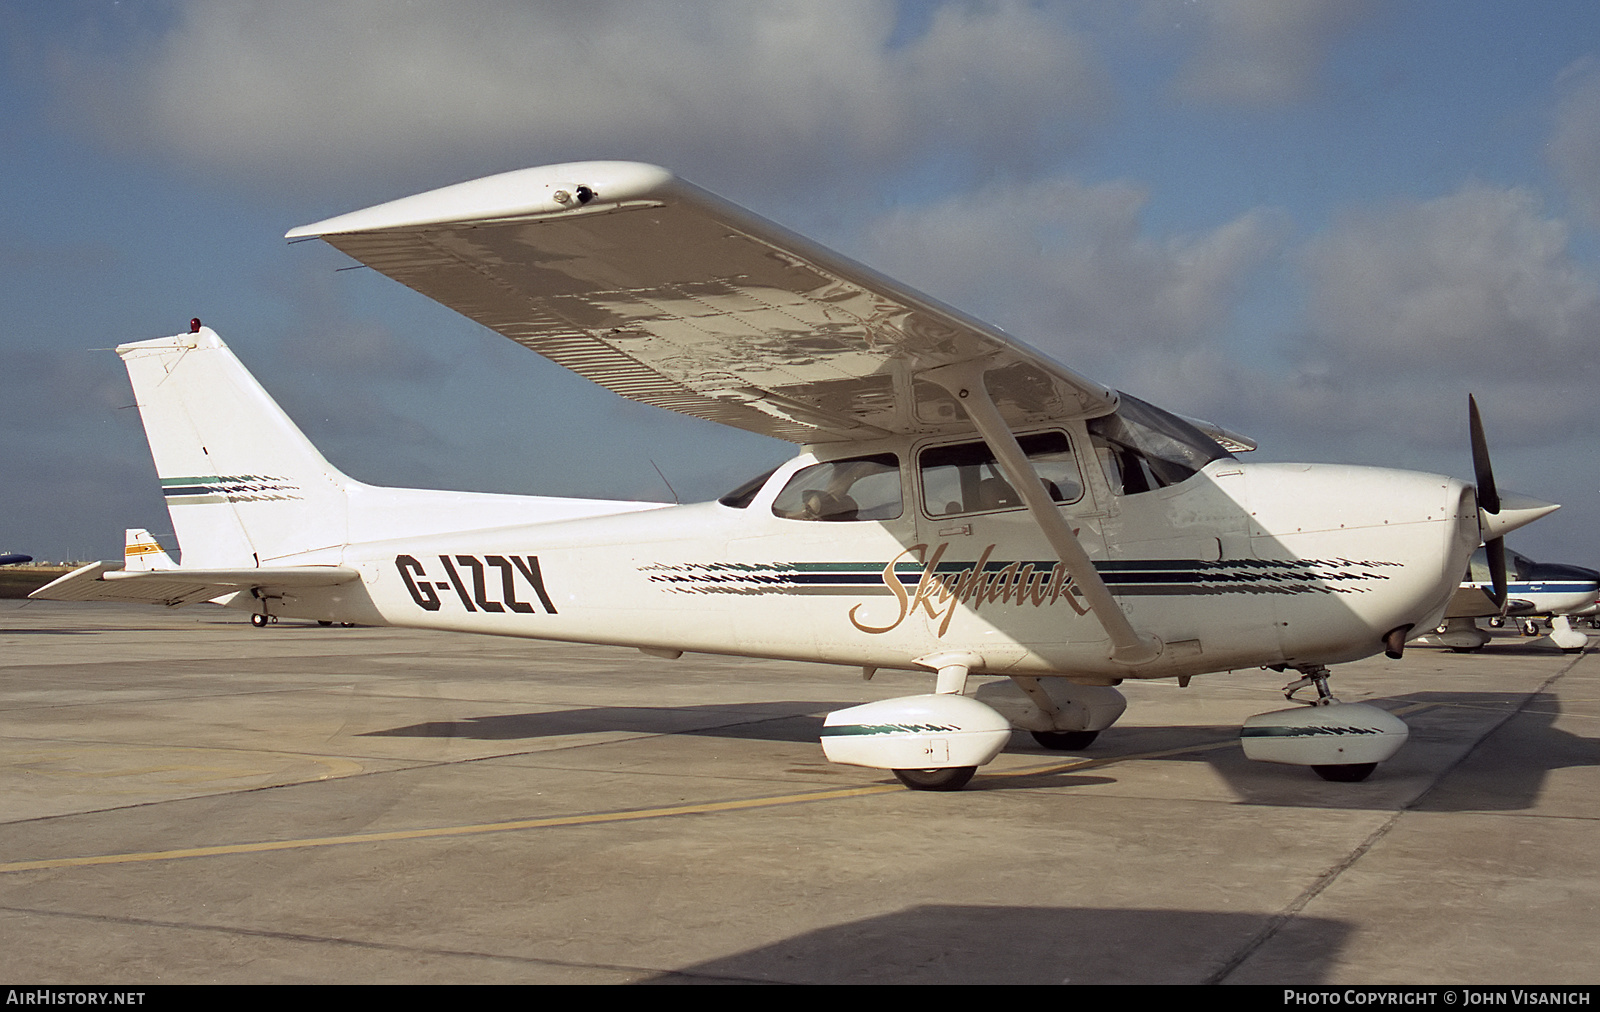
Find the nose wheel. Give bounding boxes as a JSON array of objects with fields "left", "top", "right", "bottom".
[{"left": 1241, "top": 665, "right": 1409, "bottom": 781}]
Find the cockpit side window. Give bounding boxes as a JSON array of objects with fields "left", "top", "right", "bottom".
[
  {"left": 1088, "top": 392, "right": 1234, "bottom": 496},
  {"left": 918, "top": 431, "right": 1083, "bottom": 517},
  {"left": 770, "top": 453, "right": 902, "bottom": 522}
]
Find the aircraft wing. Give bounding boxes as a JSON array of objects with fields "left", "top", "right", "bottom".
[
  {"left": 1444, "top": 584, "right": 1500, "bottom": 619},
  {"left": 1443, "top": 583, "right": 1536, "bottom": 619},
  {"left": 30, "top": 562, "right": 359, "bottom": 608},
  {"left": 288, "top": 161, "right": 1119, "bottom": 444}
]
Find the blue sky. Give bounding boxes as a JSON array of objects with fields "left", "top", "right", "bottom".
[{"left": 3, "top": 0, "right": 1598, "bottom": 569}]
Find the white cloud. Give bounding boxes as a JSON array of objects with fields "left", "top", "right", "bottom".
[
  {"left": 855, "top": 177, "right": 1600, "bottom": 455},
  {"left": 50, "top": 0, "right": 1109, "bottom": 195},
  {"left": 1548, "top": 57, "right": 1600, "bottom": 225},
  {"left": 1151, "top": 0, "right": 1376, "bottom": 107},
  {"left": 1291, "top": 184, "right": 1600, "bottom": 444},
  {"left": 856, "top": 174, "right": 1288, "bottom": 411}
]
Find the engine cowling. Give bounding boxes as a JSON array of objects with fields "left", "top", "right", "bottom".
[{"left": 821, "top": 694, "right": 1011, "bottom": 770}]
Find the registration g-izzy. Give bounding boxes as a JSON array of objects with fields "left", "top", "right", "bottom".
[{"left": 35, "top": 162, "right": 1558, "bottom": 790}]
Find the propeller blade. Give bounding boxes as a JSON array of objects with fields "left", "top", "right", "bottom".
[
  {"left": 1486, "top": 536, "right": 1508, "bottom": 610},
  {"left": 1469, "top": 394, "right": 1500, "bottom": 516}
]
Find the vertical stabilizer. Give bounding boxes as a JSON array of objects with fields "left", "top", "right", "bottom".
[
  {"left": 123, "top": 528, "right": 176, "bottom": 571},
  {"left": 117, "top": 328, "right": 350, "bottom": 567}
]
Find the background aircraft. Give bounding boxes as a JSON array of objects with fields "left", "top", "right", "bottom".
[
  {"left": 1424, "top": 546, "right": 1599, "bottom": 652},
  {"left": 0, "top": 554, "right": 32, "bottom": 566}
]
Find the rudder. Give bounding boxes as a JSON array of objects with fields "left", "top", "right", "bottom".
[{"left": 118, "top": 327, "right": 350, "bottom": 568}]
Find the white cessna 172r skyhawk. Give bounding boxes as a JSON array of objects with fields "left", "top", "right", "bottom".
[{"left": 36, "top": 162, "right": 1559, "bottom": 789}]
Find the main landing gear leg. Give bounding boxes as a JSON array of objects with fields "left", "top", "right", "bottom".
[
  {"left": 820, "top": 653, "right": 1011, "bottom": 791},
  {"left": 890, "top": 655, "right": 981, "bottom": 791},
  {"left": 1007, "top": 677, "right": 1126, "bottom": 751},
  {"left": 1239, "top": 664, "right": 1409, "bottom": 782}
]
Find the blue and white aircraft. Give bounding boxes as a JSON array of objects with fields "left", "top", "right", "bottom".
[
  {"left": 1425, "top": 546, "right": 1598, "bottom": 653},
  {"left": 33, "top": 162, "right": 1559, "bottom": 788}
]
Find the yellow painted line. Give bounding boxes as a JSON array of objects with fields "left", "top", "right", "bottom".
[
  {"left": 0, "top": 785, "right": 901, "bottom": 874},
  {"left": 0, "top": 738, "right": 1236, "bottom": 874}
]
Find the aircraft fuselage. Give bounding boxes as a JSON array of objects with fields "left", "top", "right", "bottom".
[{"left": 260, "top": 438, "right": 1480, "bottom": 683}]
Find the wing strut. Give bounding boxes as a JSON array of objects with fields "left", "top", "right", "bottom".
[{"left": 922, "top": 362, "right": 1161, "bottom": 665}]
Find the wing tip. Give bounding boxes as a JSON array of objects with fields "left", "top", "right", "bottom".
[{"left": 285, "top": 161, "right": 676, "bottom": 239}]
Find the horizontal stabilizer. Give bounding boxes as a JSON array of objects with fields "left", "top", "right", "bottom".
[{"left": 30, "top": 562, "right": 359, "bottom": 608}]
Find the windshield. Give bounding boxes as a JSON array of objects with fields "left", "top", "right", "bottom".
[{"left": 1088, "top": 392, "right": 1234, "bottom": 495}]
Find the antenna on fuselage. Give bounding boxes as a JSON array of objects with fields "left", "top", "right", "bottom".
[{"left": 649, "top": 459, "right": 680, "bottom": 505}]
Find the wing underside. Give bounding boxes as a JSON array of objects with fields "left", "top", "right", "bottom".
[{"left": 288, "top": 161, "right": 1118, "bottom": 444}]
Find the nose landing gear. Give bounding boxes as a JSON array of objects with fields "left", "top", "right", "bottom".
[{"left": 1240, "top": 665, "right": 1409, "bottom": 782}]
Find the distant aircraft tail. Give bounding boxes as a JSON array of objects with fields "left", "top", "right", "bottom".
[
  {"left": 117, "top": 327, "right": 352, "bottom": 568},
  {"left": 123, "top": 528, "right": 176, "bottom": 571}
]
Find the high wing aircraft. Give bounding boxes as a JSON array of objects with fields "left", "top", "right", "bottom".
[
  {"left": 1424, "top": 546, "right": 1599, "bottom": 653},
  {"left": 34, "top": 161, "right": 1560, "bottom": 789}
]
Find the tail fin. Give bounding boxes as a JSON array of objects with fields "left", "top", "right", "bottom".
[
  {"left": 123, "top": 528, "right": 176, "bottom": 571},
  {"left": 117, "top": 327, "right": 350, "bottom": 568}
]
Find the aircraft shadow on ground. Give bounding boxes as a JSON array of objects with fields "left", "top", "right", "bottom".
[
  {"left": 644, "top": 904, "right": 1348, "bottom": 985},
  {"left": 1054, "top": 689, "right": 1594, "bottom": 813},
  {"left": 361, "top": 690, "right": 1593, "bottom": 810},
  {"left": 1389, "top": 689, "right": 1598, "bottom": 812},
  {"left": 361, "top": 701, "right": 841, "bottom": 744}
]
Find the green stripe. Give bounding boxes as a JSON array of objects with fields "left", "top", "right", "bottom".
[{"left": 820, "top": 723, "right": 961, "bottom": 737}]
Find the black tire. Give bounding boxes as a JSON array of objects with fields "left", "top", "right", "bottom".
[
  {"left": 317, "top": 620, "right": 333, "bottom": 627},
  {"left": 1029, "top": 729, "right": 1100, "bottom": 750},
  {"left": 250, "top": 613, "right": 268, "bottom": 628},
  {"left": 892, "top": 766, "right": 977, "bottom": 791},
  {"left": 1312, "top": 762, "right": 1377, "bottom": 783}
]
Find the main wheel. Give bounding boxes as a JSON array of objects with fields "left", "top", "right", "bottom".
[
  {"left": 892, "top": 766, "right": 977, "bottom": 791},
  {"left": 250, "top": 613, "right": 268, "bottom": 628},
  {"left": 1029, "top": 729, "right": 1100, "bottom": 750},
  {"left": 1312, "top": 762, "right": 1377, "bottom": 782}
]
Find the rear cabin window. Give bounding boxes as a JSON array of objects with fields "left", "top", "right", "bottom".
[
  {"left": 770, "top": 454, "right": 902, "bottom": 522},
  {"left": 919, "top": 432, "right": 1083, "bottom": 517}
]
